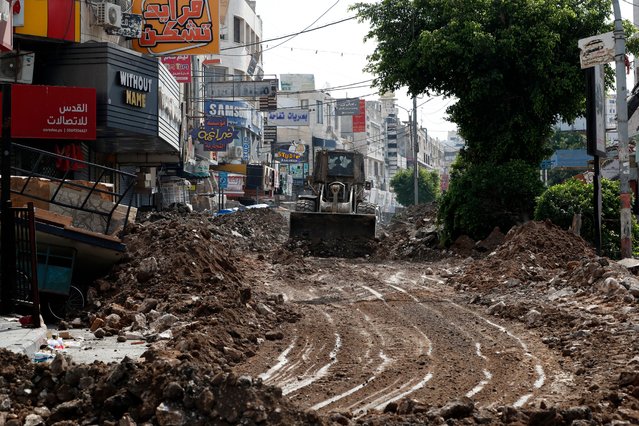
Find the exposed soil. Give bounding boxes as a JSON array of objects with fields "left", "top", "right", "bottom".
[{"left": 2, "top": 204, "right": 639, "bottom": 425}]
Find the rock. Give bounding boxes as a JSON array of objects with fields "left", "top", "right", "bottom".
[
  {"left": 137, "top": 298, "right": 159, "bottom": 314},
  {"left": 152, "top": 314, "right": 179, "bottom": 332},
  {"left": 525, "top": 309, "right": 543, "bottom": 327},
  {"left": 105, "top": 313, "right": 122, "bottom": 328},
  {"left": 223, "top": 346, "right": 244, "bottom": 363},
  {"left": 265, "top": 330, "right": 284, "bottom": 340},
  {"left": 163, "top": 382, "right": 184, "bottom": 400},
  {"left": 32, "top": 407, "right": 50, "bottom": 418},
  {"left": 131, "top": 313, "right": 147, "bottom": 330},
  {"left": 70, "top": 317, "right": 83, "bottom": 328},
  {"left": 136, "top": 257, "right": 158, "bottom": 283},
  {"left": 619, "top": 371, "right": 639, "bottom": 387},
  {"left": 90, "top": 317, "right": 105, "bottom": 332},
  {"left": 119, "top": 413, "right": 137, "bottom": 426},
  {"left": 561, "top": 406, "right": 592, "bottom": 422},
  {"left": 24, "top": 414, "right": 45, "bottom": 426},
  {"left": 596, "top": 277, "right": 627, "bottom": 296},
  {"left": 94, "top": 328, "right": 106, "bottom": 339},
  {"left": 438, "top": 397, "right": 474, "bottom": 419},
  {"left": 49, "top": 353, "right": 69, "bottom": 377},
  {"left": 487, "top": 301, "right": 506, "bottom": 315},
  {"left": 155, "top": 402, "right": 185, "bottom": 426},
  {"left": 255, "top": 302, "right": 274, "bottom": 316}
]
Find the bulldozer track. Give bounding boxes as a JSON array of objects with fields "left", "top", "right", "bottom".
[{"left": 239, "top": 258, "right": 567, "bottom": 416}]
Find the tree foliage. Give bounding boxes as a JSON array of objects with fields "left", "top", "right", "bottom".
[
  {"left": 437, "top": 160, "right": 544, "bottom": 244},
  {"left": 390, "top": 167, "right": 440, "bottom": 207},
  {"left": 352, "top": 0, "right": 612, "bottom": 165},
  {"left": 534, "top": 178, "right": 639, "bottom": 259},
  {"left": 352, "top": 0, "right": 626, "bottom": 242}
]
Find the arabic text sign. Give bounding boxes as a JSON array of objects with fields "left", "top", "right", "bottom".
[
  {"left": 161, "top": 55, "right": 192, "bottom": 83},
  {"left": 132, "top": 0, "right": 220, "bottom": 56},
  {"left": 578, "top": 32, "right": 614, "bottom": 69},
  {"left": 266, "top": 109, "right": 309, "bottom": 126},
  {"left": 192, "top": 116, "right": 239, "bottom": 151},
  {"left": 206, "top": 80, "right": 277, "bottom": 99},
  {"left": 11, "top": 85, "right": 97, "bottom": 140},
  {"left": 335, "top": 98, "right": 361, "bottom": 116}
]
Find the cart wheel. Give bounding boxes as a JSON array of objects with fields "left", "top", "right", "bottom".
[{"left": 48, "top": 285, "right": 85, "bottom": 321}]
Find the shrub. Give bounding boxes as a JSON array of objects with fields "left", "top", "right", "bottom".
[{"left": 534, "top": 177, "right": 639, "bottom": 259}]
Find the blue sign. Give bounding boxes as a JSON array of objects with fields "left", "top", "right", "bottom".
[{"left": 219, "top": 172, "right": 228, "bottom": 189}]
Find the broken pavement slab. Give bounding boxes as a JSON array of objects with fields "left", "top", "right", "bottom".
[
  {"left": 617, "top": 257, "right": 639, "bottom": 272},
  {"left": 45, "top": 328, "right": 149, "bottom": 364},
  {"left": 0, "top": 315, "right": 48, "bottom": 359}
]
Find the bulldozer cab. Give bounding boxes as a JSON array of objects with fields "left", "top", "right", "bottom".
[{"left": 313, "top": 150, "right": 365, "bottom": 184}]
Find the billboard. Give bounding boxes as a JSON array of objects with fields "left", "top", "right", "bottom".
[
  {"left": 132, "top": 0, "right": 220, "bottom": 56},
  {"left": 14, "top": 0, "right": 80, "bottom": 42},
  {"left": 11, "top": 85, "right": 96, "bottom": 140}
]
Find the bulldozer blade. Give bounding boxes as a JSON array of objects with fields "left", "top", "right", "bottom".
[{"left": 289, "top": 212, "right": 376, "bottom": 240}]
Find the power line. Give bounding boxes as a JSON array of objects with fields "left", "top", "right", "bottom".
[{"left": 220, "top": 16, "right": 357, "bottom": 52}]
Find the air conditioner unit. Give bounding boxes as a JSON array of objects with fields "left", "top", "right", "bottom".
[
  {"left": 0, "top": 52, "right": 35, "bottom": 84},
  {"left": 96, "top": 2, "right": 122, "bottom": 29},
  {"left": 231, "top": 146, "right": 243, "bottom": 157}
]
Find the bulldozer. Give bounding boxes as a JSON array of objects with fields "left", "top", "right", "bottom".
[{"left": 289, "top": 149, "right": 378, "bottom": 241}]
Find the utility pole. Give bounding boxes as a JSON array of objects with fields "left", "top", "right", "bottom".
[
  {"left": 612, "top": 0, "right": 632, "bottom": 258},
  {"left": 412, "top": 96, "right": 418, "bottom": 205}
]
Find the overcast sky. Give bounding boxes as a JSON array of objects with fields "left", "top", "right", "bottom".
[
  {"left": 255, "top": 0, "right": 458, "bottom": 140},
  {"left": 255, "top": 1, "right": 637, "bottom": 140}
]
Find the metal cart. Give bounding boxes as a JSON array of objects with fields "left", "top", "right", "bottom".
[{"left": 37, "top": 245, "right": 84, "bottom": 320}]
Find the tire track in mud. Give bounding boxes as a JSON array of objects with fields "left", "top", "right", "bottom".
[{"left": 239, "top": 259, "right": 560, "bottom": 414}]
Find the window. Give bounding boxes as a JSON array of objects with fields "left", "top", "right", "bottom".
[
  {"left": 300, "top": 99, "right": 309, "bottom": 109},
  {"left": 233, "top": 16, "right": 244, "bottom": 43},
  {"left": 316, "top": 100, "right": 324, "bottom": 124},
  {"left": 203, "top": 65, "right": 227, "bottom": 97}
]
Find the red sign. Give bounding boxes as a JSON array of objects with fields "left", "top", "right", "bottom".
[
  {"left": 161, "top": 55, "right": 192, "bottom": 83},
  {"left": 11, "top": 85, "right": 96, "bottom": 140},
  {"left": 352, "top": 99, "right": 366, "bottom": 133}
]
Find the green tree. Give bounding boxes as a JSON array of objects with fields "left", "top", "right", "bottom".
[
  {"left": 352, "top": 0, "right": 627, "bottom": 241},
  {"left": 438, "top": 159, "right": 544, "bottom": 245},
  {"left": 390, "top": 167, "right": 440, "bottom": 207}
]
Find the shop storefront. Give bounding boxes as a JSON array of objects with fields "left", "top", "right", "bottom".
[{"left": 30, "top": 42, "right": 181, "bottom": 208}]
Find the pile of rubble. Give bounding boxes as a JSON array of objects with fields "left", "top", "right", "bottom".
[
  {"left": 3, "top": 205, "right": 639, "bottom": 425},
  {"left": 0, "top": 208, "right": 323, "bottom": 425}
]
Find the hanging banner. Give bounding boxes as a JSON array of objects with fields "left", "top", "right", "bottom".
[
  {"left": 266, "top": 109, "right": 309, "bottom": 126},
  {"left": 191, "top": 116, "right": 238, "bottom": 151},
  {"left": 352, "top": 99, "right": 366, "bottom": 133},
  {"left": 132, "top": 0, "right": 220, "bottom": 56}
]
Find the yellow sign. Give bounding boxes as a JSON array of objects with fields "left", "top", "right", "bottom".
[{"left": 132, "top": 0, "right": 220, "bottom": 56}]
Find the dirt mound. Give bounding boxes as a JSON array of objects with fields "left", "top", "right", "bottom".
[
  {"left": 373, "top": 203, "right": 450, "bottom": 261},
  {"left": 453, "top": 220, "right": 595, "bottom": 291},
  {"left": 0, "top": 208, "right": 323, "bottom": 425}
]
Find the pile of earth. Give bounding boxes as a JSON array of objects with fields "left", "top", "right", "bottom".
[
  {"left": 0, "top": 208, "right": 325, "bottom": 426},
  {"left": 446, "top": 220, "right": 639, "bottom": 425},
  {"left": 373, "top": 202, "right": 505, "bottom": 261}
]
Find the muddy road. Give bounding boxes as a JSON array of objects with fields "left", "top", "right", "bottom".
[{"left": 239, "top": 257, "right": 562, "bottom": 419}]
